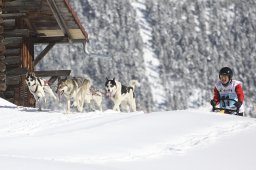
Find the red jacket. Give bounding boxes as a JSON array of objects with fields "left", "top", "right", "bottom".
[{"left": 213, "top": 83, "right": 244, "bottom": 105}]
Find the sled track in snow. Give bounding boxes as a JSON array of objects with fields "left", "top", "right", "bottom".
[
  {"left": 1, "top": 105, "right": 256, "bottom": 164},
  {"left": 45, "top": 119, "right": 256, "bottom": 163},
  {"left": 167, "top": 120, "right": 256, "bottom": 154}
]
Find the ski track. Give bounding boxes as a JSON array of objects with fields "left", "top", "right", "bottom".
[
  {"left": 67, "top": 120, "right": 256, "bottom": 163},
  {"left": 1, "top": 120, "right": 256, "bottom": 164},
  {"left": 167, "top": 120, "right": 256, "bottom": 154}
]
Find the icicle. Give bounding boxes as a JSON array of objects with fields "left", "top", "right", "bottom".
[{"left": 83, "top": 41, "right": 90, "bottom": 54}]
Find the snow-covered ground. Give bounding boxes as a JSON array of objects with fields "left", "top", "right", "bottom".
[{"left": 1, "top": 97, "right": 256, "bottom": 170}]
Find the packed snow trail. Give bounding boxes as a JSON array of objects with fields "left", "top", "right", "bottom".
[
  {"left": 1, "top": 99, "right": 256, "bottom": 164},
  {"left": 2, "top": 97, "right": 256, "bottom": 170}
]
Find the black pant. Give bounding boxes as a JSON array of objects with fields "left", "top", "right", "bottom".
[
  {"left": 224, "top": 110, "right": 243, "bottom": 116},
  {"left": 237, "top": 112, "right": 244, "bottom": 116}
]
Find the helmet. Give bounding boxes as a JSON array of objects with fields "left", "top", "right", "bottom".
[{"left": 219, "top": 67, "right": 233, "bottom": 80}]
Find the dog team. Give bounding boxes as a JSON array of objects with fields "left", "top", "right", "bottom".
[{"left": 25, "top": 72, "right": 139, "bottom": 113}]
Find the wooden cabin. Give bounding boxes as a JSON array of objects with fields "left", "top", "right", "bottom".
[{"left": 0, "top": 0, "right": 89, "bottom": 106}]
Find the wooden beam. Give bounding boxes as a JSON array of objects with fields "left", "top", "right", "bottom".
[
  {"left": 3, "top": 37, "right": 22, "bottom": 48},
  {"left": 64, "top": 0, "right": 89, "bottom": 42},
  {"left": 2, "top": 48, "right": 20, "bottom": 56},
  {"left": 3, "top": 90, "right": 14, "bottom": 98},
  {"left": 34, "top": 70, "right": 71, "bottom": 77},
  {"left": 3, "top": 22, "right": 15, "bottom": 30},
  {"left": 26, "top": 11, "right": 53, "bottom": 19},
  {"left": 4, "top": 55, "right": 21, "bottom": 65},
  {"left": 1, "top": 13, "right": 26, "bottom": 19},
  {"left": 0, "top": 55, "right": 4, "bottom": 60},
  {"left": 47, "top": 76, "right": 58, "bottom": 86},
  {"left": 0, "top": 17, "right": 3, "bottom": 25},
  {"left": 0, "top": 83, "right": 7, "bottom": 91},
  {"left": 0, "top": 43, "right": 6, "bottom": 53},
  {"left": 6, "top": 76, "right": 20, "bottom": 85},
  {"left": 32, "top": 20, "right": 59, "bottom": 27},
  {"left": 33, "top": 36, "right": 68, "bottom": 44},
  {"left": 37, "top": 29, "right": 64, "bottom": 37},
  {"left": 0, "top": 26, "right": 3, "bottom": 34},
  {"left": 3, "top": 0, "right": 41, "bottom": 11},
  {"left": 6, "top": 67, "right": 27, "bottom": 77},
  {"left": 33, "top": 42, "right": 55, "bottom": 66},
  {"left": 4, "top": 29, "right": 30, "bottom": 37},
  {"left": 47, "top": 0, "right": 72, "bottom": 41},
  {"left": 0, "top": 73, "right": 6, "bottom": 81},
  {"left": 0, "top": 60, "right": 6, "bottom": 72},
  {"left": 2, "top": 19, "right": 16, "bottom": 28},
  {"left": 0, "top": 35, "right": 3, "bottom": 43},
  {"left": 29, "top": 70, "right": 72, "bottom": 86},
  {"left": 36, "top": 29, "right": 86, "bottom": 40},
  {"left": 3, "top": 0, "right": 41, "bottom": 6},
  {"left": 24, "top": 18, "right": 37, "bottom": 33}
]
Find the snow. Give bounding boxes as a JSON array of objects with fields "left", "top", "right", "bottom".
[
  {"left": 1, "top": 97, "right": 256, "bottom": 170},
  {"left": 131, "top": 0, "right": 167, "bottom": 110}
]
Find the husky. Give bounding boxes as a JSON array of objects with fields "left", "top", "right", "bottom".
[
  {"left": 25, "top": 72, "right": 57, "bottom": 111},
  {"left": 105, "top": 78, "right": 139, "bottom": 112},
  {"left": 56, "top": 77, "right": 85, "bottom": 113},
  {"left": 57, "top": 77, "right": 102, "bottom": 113},
  {"left": 75, "top": 84, "right": 103, "bottom": 112}
]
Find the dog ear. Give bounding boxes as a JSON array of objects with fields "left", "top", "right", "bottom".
[
  {"left": 113, "top": 77, "right": 115, "bottom": 81},
  {"left": 106, "top": 77, "right": 109, "bottom": 81},
  {"left": 57, "top": 76, "right": 62, "bottom": 84},
  {"left": 31, "top": 72, "right": 36, "bottom": 77}
]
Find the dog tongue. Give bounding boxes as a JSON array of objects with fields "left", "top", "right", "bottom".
[{"left": 106, "top": 92, "right": 111, "bottom": 97}]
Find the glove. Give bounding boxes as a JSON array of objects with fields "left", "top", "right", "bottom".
[
  {"left": 210, "top": 99, "right": 216, "bottom": 107},
  {"left": 234, "top": 101, "right": 242, "bottom": 109}
]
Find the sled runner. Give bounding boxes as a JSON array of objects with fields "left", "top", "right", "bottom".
[{"left": 212, "top": 98, "right": 240, "bottom": 115}]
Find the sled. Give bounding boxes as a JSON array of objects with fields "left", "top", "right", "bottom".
[{"left": 212, "top": 98, "right": 240, "bottom": 115}]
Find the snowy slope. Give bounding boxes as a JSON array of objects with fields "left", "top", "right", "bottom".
[{"left": 1, "top": 97, "right": 256, "bottom": 170}]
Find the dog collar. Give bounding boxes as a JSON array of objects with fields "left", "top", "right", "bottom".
[{"left": 32, "top": 85, "right": 38, "bottom": 93}]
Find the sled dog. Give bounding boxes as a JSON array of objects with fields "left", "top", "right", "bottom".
[
  {"left": 57, "top": 77, "right": 86, "bottom": 113},
  {"left": 57, "top": 77, "right": 102, "bottom": 113},
  {"left": 25, "top": 72, "right": 57, "bottom": 111},
  {"left": 105, "top": 78, "right": 139, "bottom": 112},
  {"left": 75, "top": 84, "right": 103, "bottom": 112}
]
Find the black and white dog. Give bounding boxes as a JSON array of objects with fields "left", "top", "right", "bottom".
[
  {"left": 25, "top": 72, "right": 57, "bottom": 110},
  {"left": 105, "top": 78, "right": 139, "bottom": 112}
]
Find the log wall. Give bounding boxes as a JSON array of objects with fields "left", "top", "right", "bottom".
[
  {"left": 0, "top": 12, "right": 6, "bottom": 92},
  {"left": 0, "top": 5, "right": 35, "bottom": 106}
]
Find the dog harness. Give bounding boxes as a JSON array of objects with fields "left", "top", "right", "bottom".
[
  {"left": 31, "top": 79, "right": 49, "bottom": 93},
  {"left": 89, "top": 86, "right": 103, "bottom": 96}
]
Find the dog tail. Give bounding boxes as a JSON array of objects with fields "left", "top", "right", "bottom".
[
  {"left": 79, "top": 79, "right": 91, "bottom": 95},
  {"left": 83, "top": 79, "right": 91, "bottom": 87},
  {"left": 129, "top": 80, "right": 140, "bottom": 90}
]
